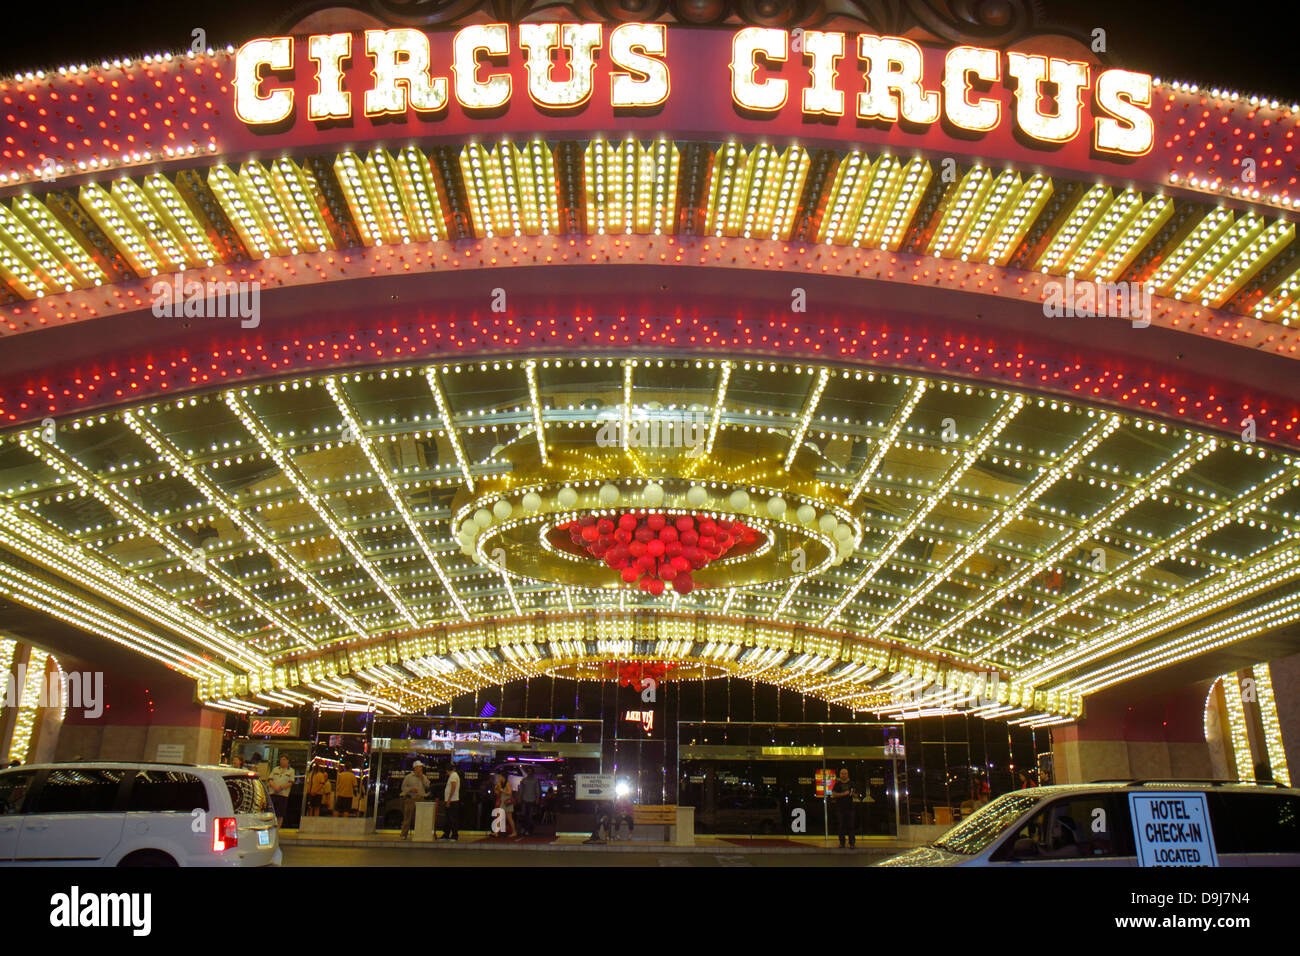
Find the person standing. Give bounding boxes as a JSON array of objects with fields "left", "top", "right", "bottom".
[
  {"left": 306, "top": 761, "right": 329, "bottom": 817},
  {"left": 517, "top": 765, "right": 541, "bottom": 837},
  {"left": 830, "top": 768, "right": 856, "bottom": 849},
  {"left": 335, "top": 764, "right": 359, "bottom": 817},
  {"left": 399, "top": 761, "right": 430, "bottom": 840},
  {"left": 268, "top": 755, "right": 294, "bottom": 827},
  {"left": 441, "top": 761, "right": 461, "bottom": 840},
  {"left": 493, "top": 771, "right": 517, "bottom": 839}
]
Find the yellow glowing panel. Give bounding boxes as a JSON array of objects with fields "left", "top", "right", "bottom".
[
  {"left": 141, "top": 173, "right": 221, "bottom": 267},
  {"left": 1065, "top": 189, "right": 1142, "bottom": 276},
  {"left": 79, "top": 181, "right": 161, "bottom": 276},
  {"left": 269, "top": 159, "right": 335, "bottom": 252},
  {"left": 110, "top": 177, "right": 187, "bottom": 271},
  {"left": 985, "top": 175, "right": 1052, "bottom": 266},
  {"left": 208, "top": 164, "right": 276, "bottom": 259},
  {"left": 460, "top": 140, "right": 558, "bottom": 239},
  {"left": 868, "top": 156, "right": 930, "bottom": 251},
  {"left": 1172, "top": 214, "right": 1270, "bottom": 301},
  {"left": 1149, "top": 207, "right": 1233, "bottom": 294},
  {"left": 1254, "top": 259, "right": 1300, "bottom": 322},
  {"left": 1093, "top": 195, "right": 1173, "bottom": 282},
  {"left": 1198, "top": 219, "right": 1293, "bottom": 307},
  {"left": 1035, "top": 184, "right": 1112, "bottom": 273},
  {"left": 817, "top": 151, "right": 871, "bottom": 245},
  {"left": 333, "top": 152, "right": 381, "bottom": 246},
  {"left": 236, "top": 162, "right": 297, "bottom": 256},
  {"left": 393, "top": 146, "right": 446, "bottom": 242},
  {"left": 928, "top": 165, "right": 994, "bottom": 258},
  {"left": 0, "top": 203, "right": 78, "bottom": 294},
  {"left": 956, "top": 169, "right": 1021, "bottom": 261},
  {"left": 705, "top": 142, "right": 746, "bottom": 237},
  {"left": 10, "top": 195, "right": 106, "bottom": 287}
]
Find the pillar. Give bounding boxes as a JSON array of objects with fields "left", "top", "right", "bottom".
[
  {"left": 1052, "top": 681, "right": 1215, "bottom": 783},
  {"left": 53, "top": 660, "right": 224, "bottom": 765}
]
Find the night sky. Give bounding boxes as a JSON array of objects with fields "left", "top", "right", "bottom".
[{"left": 0, "top": 0, "right": 1295, "bottom": 101}]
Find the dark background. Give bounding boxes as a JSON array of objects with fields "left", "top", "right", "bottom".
[{"left": 0, "top": 1, "right": 1295, "bottom": 101}]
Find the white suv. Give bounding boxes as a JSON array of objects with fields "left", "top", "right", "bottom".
[{"left": 0, "top": 762, "right": 282, "bottom": 867}]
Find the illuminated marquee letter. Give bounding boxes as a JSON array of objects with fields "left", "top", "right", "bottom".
[
  {"left": 1006, "top": 53, "right": 1089, "bottom": 143},
  {"left": 452, "top": 23, "right": 511, "bottom": 110},
  {"left": 307, "top": 33, "right": 351, "bottom": 121},
  {"left": 801, "top": 31, "right": 845, "bottom": 116},
  {"left": 857, "top": 34, "right": 940, "bottom": 124},
  {"left": 518, "top": 23, "right": 603, "bottom": 108},
  {"left": 1095, "top": 69, "right": 1154, "bottom": 156},
  {"left": 234, "top": 37, "right": 293, "bottom": 125},
  {"left": 609, "top": 23, "right": 669, "bottom": 108},
  {"left": 730, "top": 27, "right": 788, "bottom": 112},
  {"left": 364, "top": 28, "right": 448, "bottom": 116},
  {"left": 942, "top": 45, "right": 1000, "bottom": 132}
]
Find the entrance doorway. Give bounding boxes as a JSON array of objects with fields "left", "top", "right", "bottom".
[
  {"left": 678, "top": 721, "right": 900, "bottom": 843},
  {"left": 368, "top": 717, "right": 603, "bottom": 836}
]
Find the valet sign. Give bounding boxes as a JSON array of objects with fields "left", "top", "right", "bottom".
[
  {"left": 234, "top": 24, "right": 1154, "bottom": 157},
  {"left": 249, "top": 717, "right": 300, "bottom": 737},
  {"left": 1128, "top": 792, "right": 1219, "bottom": 867}
]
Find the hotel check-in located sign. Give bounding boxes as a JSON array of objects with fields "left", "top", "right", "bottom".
[{"left": 1128, "top": 793, "right": 1219, "bottom": 867}]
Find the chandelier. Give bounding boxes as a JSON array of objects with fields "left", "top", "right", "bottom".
[{"left": 562, "top": 512, "right": 761, "bottom": 595}]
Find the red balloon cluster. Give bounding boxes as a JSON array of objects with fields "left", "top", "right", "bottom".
[{"left": 565, "top": 512, "right": 757, "bottom": 596}]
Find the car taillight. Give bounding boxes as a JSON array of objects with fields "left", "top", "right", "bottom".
[{"left": 213, "top": 817, "right": 238, "bottom": 852}]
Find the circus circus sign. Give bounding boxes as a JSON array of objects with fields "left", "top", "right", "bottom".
[{"left": 235, "top": 24, "right": 1154, "bottom": 156}]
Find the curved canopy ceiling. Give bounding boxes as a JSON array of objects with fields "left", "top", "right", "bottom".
[{"left": 1, "top": 357, "right": 1297, "bottom": 719}]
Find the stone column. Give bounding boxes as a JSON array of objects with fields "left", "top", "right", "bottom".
[
  {"left": 1052, "top": 681, "right": 1214, "bottom": 783},
  {"left": 53, "top": 661, "right": 224, "bottom": 765}
]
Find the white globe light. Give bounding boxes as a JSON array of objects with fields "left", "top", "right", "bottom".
[
  {"left": 834, "top": 522, "right": 853, "bottom": 541},
  {"left": 767, "top": 496, "right": 787, "bottom": 518},
  {"left": 796, "top": 504, "right": 816, "bottom": 525},
  {"left": 459, "top": 519, "right": 477, "bottom": 536},
  {"left": 729, "top": 489, "right": 750, "bottom": 511},
  {"left": 473, "top": 508, "right": 493, "bottom": 528},
  {"left": 686, "top": 485, "right": 708, "bottom": 508},
  {"left": 644, "top": 482, "right": 665, "bottom": 507},
  {"left": 837, "top": 538, "right": 855, "bottom": 558},
  {"left": 557, "top": 487, "right": 578, "bottom": 509},
  {"left": 521, "top": 491, "right": 542, "bottom": 512},
  {"left": 818, "top": 514, "right": 838, "bottom": 535},
  {"left": 493, "top": 499, "right": 513, "bottom": 521},
  {"left": 598, "top": 483, "right": 620, "bottom": 506}
]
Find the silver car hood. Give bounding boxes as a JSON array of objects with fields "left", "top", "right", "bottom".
[{"left": 875, "top": 845, "right": 969, "bottom": 867}]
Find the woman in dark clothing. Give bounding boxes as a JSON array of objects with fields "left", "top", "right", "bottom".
[{"left": 830, "top": 768, "right": 856, "bottom": 849}]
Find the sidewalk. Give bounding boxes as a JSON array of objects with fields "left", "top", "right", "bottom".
[{"left": 278, "top": 829, "right": 911, "bottom": 854}]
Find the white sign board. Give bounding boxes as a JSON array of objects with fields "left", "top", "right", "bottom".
[
  {"left": 574, "top": 773, "right": 615, "bottom": 801},
  {"left": 1128, "top": 792, "right": 1218, "bottom": 867},
  {"left": 155, "top": 744, "right": 185, "bottom": 763}
]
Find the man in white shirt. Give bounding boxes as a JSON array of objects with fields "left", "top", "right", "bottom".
[
  {"left": 268, "top": 755, "right": 295, "bottom": 827},
  {"left": 441, "top": 761, "right": 461, "bottom": 841},
  {"left": 399, "top": 761, "right": 429, "bottom": 841}
]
